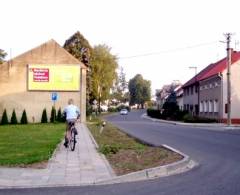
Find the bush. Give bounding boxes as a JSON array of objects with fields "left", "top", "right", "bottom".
[
  {"left": 10, "top": 109, "right": 18, "bottom": 124},
  {"left": 147, "top": 108, "right": 162, "bottom": 119},
  {"left": 183, "top": 114, "right": 217, "bottom": 123},
  {"left": 86, "top": 103, "right": 93, "bottom": 116},
  {"left": 41, "top": 108, "right": 48, "bottom": 123},
  {"left": 99, "top": 144, "right": 120, "bottom": 155},
  {"left": 162, "top": 102, "right": 179, "bottom": 119},
  {"left": 50, "top": 106, "right": 56, "bottom": 123},
  {"left": 1, "top": 109, "right": 9, "bottom": 125},
  {"left": 108, "top": 107, "right": 117, "bottom": 112},
  {"left": 56, "top": 108, "right": 62, "bottom": 122},
  {"left": 20, "top": 110, "right": 28, "bottom": 124}
]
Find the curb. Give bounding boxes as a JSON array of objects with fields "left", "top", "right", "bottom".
[
  {"left": 141, "top": 114, "right": 240, "bottom": 129},
  {"left": 84, "top": 124, "right": 116, "bottom": 177},
  {"left": 96, "top": 144, "right": 197, "bottom": 185}
]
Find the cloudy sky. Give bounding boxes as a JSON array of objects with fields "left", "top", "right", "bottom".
[{"left": 1, "top": 0, "right": 240, "bottom": 94}]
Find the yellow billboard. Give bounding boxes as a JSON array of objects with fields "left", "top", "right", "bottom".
[{"left": 28, "top": 64, "right": 80, "bottom": 91}]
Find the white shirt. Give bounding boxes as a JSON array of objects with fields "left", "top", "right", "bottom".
[{"left": 63, "top": 104, "right": 80, "bottom": 120}]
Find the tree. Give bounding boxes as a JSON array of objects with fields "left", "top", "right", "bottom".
[
  {"left": 128, "top": 74, "right": 151, "bottom": 108},
  {"left": 10, "top": 109, "right": 18, "bottom": 124},
  {"left": 41, "top": 108, "right": 48, "bottom": 123},
  {"left": 110, "top": 66, "right": 128, "bottom": 103},
  {"left": 20, "top": 110, "right": 28, "bottom": 124},
  {"left": 0, "top": 49, "right": 7, "bottom": 64},
  {"left": 91, "top": 44, "right": 118, "bottom": 112},
  {"left": 56, "top": 107, "right": 62, "bottom": 122},
  {"left": 1, "top": 109, "right": 9, "bottom": 125},
  {"left": 50, "top": 107, "right": 56, "bottom": 123},
  {"left": 63, "top": 31, "right": 93, "bottom": 109}
]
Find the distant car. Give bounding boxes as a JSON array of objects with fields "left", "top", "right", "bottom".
[{"left": 120, "top": 109, "right": 128, "bottom": 115}]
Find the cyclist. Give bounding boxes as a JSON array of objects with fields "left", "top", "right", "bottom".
[{"left": 63, "top": 98, "right": 80, "bottom": 148}]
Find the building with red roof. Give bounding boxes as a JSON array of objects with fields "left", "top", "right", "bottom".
[{"left": 182, "top": 50, "right": 240, "bottom": 124}]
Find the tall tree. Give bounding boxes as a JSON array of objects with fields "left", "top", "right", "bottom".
[
  {"left": 111, "top": 66, "right": 128, "bottom": 103},
  {"left": 128, "top": 74, "right": 151, "bottom": 108},
  {"left": 63, "top": 32, "right": 93, "bottom": 109},
  {"left": 91, "top": 44, "right": 118, "bottom": 111},
  {"left": 0, "top": 49, "right": 7, "bottom": 64}
]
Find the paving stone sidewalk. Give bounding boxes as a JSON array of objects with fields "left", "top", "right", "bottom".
[{"left": 0, "top": 123, "right": 114, "bottom": 189}]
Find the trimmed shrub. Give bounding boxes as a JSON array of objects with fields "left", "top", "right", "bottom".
[
  {"left": 57, "top": 107, "right": 62, "bottom": 122},
  {"left": 183, "top": 114, "right": 217, "bottom": 123},
  {"left": 41, "top": 108, "right": 48, "bottom": 123},
  {"left": 50, "top": 106, "right": 56, "bottom": 123},
  {"left": 20, "top": 110, "right": 28, "bottom": 124},
  {"left": 147, "top": 108, "right": 162, "bottom": 119},
  {"left": 10, "top": 109, "right": 18, "bottom": 124},
  {"left": 1, "top": 109, "right": 9, "bottom": 125}
]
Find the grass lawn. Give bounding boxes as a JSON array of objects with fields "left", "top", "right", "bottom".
[
  {"left": 0, "top": 123, "right": 65, "bottom": 167},
  {"left": 87, "top": 116, "right": 183, "bottom": 175}
]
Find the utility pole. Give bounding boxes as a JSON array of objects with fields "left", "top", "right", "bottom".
[{"left": 225, "top": 33, "right": 232, "bottom": 126}]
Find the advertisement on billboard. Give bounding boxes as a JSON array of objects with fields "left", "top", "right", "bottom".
[{"left": 28, "top": 64, "right": 80, "bottom": 91}]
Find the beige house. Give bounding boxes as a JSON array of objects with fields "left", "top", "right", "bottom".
[{"left": 0, "top": 39, "right": 87, "bottom": 123}]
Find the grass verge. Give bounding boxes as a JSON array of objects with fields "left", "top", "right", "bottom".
[
  {"left": 0, "top": 123, "right": 65, "bottom": 167},
  {"left": 87, "top": 117, "right": 183, "bottom": 176}
]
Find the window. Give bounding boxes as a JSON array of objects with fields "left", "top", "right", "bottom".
[
  {"left": 209, "top": 83, "right": 212, "bottom": 88},
  {"left": 209, "top": 101, "right": 213, "bottom": 113},
  {"left": 195, "top": 86, "right": 198, "bottom": 93},
  {"left": 215, "top": 82, "right": 218, "bottom": 87},
  {"left": 204, "top": 101, "right": 208, "bottom": 112},
  {"left": 191, "top": 86, "right": 193, "bottom": 95},
  {"left": 214, "top": 100, "right": 218, "bottom": 112},
  {"left": 200, "top": 101, "right": 203, "bottom": 112}
]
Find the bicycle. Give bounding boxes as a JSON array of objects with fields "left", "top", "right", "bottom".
[{"left": 67, "top": 121, "right": 78, "bottom": 151}]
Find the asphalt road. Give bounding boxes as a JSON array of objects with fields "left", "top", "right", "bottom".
[{"left": 1, "top": 110, "right": 240, "bottom": 195}]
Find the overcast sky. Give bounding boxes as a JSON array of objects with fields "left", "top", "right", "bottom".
[{"left": 1, "top": 0, "right": 240, "bottom": 95}]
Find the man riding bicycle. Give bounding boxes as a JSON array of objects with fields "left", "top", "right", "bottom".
[{"left": 63, "top": 98, "right": 80, "bottom": 148}]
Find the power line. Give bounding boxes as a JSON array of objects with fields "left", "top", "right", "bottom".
[{"left": 118, "top": 41, "right": 218, "bottom": 59}]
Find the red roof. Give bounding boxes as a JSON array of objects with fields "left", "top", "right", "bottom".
[{"left": 183, "top": 51, "right": 240, "bottom": 88}]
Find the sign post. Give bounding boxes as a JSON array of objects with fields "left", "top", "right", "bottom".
[{"left": 51, "top": 92, "right": 58, "bottom": 108}]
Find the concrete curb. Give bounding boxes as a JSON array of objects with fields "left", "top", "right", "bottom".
[
  {"left": 141, "top": 113, "right": 240, "bottom": 130},
  {"left": 84, "top": 124, "right": 116, "bottom": 177},
  {"left": 96, "top": 144, "right": 197, "bottom": 185}
]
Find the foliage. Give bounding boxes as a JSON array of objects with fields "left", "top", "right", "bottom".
[
  {"left": 10, "top": 109, "right": 18, "bottom": 124},
  {"left": 56, "top": 108, "right": 63, "bottom": 122},
  {"left": 63, "top": 31, "right": 92, "bottom": 65},
  {"left": 99, "top": 144, "right": 120, "bottom": 155},
  {"left": 20, "top": 110, "right": 28, "bottom": 124},
  {"left": 0, "top": 49, "right": 7, "bottom": 64},
  {"left": 63, "top": 31, "right": 93, "bottom": 110},
  {"left": 50, "top": 106, "right": 56, "bottom": 123},
  {"left": 183, "top": 114, "right": 217, "bottom": 123},
  {"left": 162, "top": 102, "right": 179, "bottom": 119},
  {"left": 147, "top": 108, "right": 162, "bottom": 119},
  {"left": 91, "top": 44, "right": 118, "bottom": 111},
  {"left": 1, "top": 109, "right": 9, "bottom": 125},
  {"left": 41, "top": 108, "right": 48, "bottom": 123},
  {"left": 128, "top": 74, "right": 151, "bottom": 107},
  {"left": 111, "top": 66, "right": 128, "bottom": 103}
]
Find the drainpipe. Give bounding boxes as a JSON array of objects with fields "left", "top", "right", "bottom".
[{"left": 218, "top": 73, "right": 223, "bottom": 123}]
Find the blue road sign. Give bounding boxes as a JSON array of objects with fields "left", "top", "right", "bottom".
[{"left": 52, "top": 92, "right": 58, "bottom": 101}]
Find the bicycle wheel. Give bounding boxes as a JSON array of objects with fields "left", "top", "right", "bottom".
[{"left": 69, "top": 130, "right": 76, "bottom": 151}]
